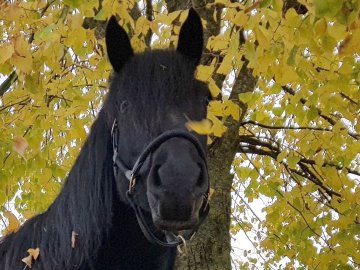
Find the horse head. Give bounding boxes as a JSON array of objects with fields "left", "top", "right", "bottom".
[{"left": 104, "top": 8, "right": 211, "bottom": 243}]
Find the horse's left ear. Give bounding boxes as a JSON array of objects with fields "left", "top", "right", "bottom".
[
  {"left": 106, "top": 16, "right": 134, "bottom": 72},
  {"left": 177, "top": 8, "right": 203, "bottom": 66}
]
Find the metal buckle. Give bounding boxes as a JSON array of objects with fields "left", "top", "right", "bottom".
[
  {"left": 128, "top": 174, "right": 136, "bottom": 193},
  {"left": 111, "top": 119, "right": 117, "bottom": 136}
]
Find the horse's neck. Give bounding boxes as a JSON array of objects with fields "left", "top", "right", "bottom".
[
  {"left": 0, "top": 113, "right": 175, "bottom": 270},
  {"left": 93, "top": 184, "right": 177, "bottom": 270},
  {"left": 0, "top": 115, "right": 115, "bottom": 270}
]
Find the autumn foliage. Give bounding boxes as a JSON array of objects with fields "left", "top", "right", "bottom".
[{"left": 0, "top": 0, "right": 359, "bottom": 269}]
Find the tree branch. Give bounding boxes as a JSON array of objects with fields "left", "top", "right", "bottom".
[
  {"left": 0, "top": 0, "right": 58, "bottom": 97},
  {"left": 0, "top": 71, "right": 18, "bottom": 97},
  {"left": 237, "top": 135, "right": 358, "bottom": 197},
  {"left": 287, "top": 201, "right": 334, "bottom": 251},
  {"left": 282, "top": 85, "right": 359, "bottom": 140},
  {"left": 241, "top": 120, "right": 334, "bottom": 132},
  {"left": 340, "top": 92, "right": 358, "bottom": 106},
  {"left": 144, "top": 0, "right": 154, "bottom": 47},
  {"left": 239, "top": 135, "right": 279, "bottom": 153}
]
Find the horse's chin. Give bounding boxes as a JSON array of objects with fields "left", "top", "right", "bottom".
[
  {"left": 152, "top": 215, "right": 199, "bottom": 232},
  {"left": 148, "top": 194, "right": 204, "bottom": 232}
]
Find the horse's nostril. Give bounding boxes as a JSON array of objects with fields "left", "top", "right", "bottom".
[
  {"left": 196, "top": 162, "right": 205, "bottom": 187},
  {"left": 152, "top": 165, "right": 162, "bottom": 187}
]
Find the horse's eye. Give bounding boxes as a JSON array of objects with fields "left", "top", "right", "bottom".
[{"left": 120, "top": 100, "right": 129, "bottom": 113}]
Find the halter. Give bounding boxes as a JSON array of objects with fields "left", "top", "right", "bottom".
[{"left": 111, "top": 119, "right": 210, "bottom": 247}]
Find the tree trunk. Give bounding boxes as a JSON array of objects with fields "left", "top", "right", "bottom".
[
  {"left": 174, "top": 130, "right": 236, "bottom": 270},
  {"left": 165, "top": 0, "right": 256, "bottom": 268}
]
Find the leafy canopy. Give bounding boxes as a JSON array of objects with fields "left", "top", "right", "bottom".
[{"left": 0, "top": 0, "right": 359, "bottom": 269}]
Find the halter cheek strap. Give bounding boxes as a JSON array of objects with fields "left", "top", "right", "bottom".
[{"left": 111, "top": 119, "right": 210, "bottom": 247}]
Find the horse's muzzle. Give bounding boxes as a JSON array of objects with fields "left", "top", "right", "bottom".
[{"left": 148, "top": 192, "right": 205, "bottom": 231}]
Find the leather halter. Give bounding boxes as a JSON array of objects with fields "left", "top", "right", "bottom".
[{"left": 111, "top": 119, "right": 210, "bottom": 247}]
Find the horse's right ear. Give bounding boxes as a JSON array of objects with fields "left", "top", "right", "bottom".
[{"left": 106, "top": 16, "right": 134, "bottom": 72}]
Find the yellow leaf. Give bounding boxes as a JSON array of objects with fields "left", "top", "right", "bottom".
[
  {"left": 130, "top": 36, "right": 146, "bottom": 53},
  {"left": 276, "top": 65, "right": 299, "bottom": 84},
  {"left": 208, "top": 100, "right": 224, "bottom": 116},
  {"left": 328, "top": 24, "right": 347, "bottom": 40},
  {"left": 224, "top": 100, "right": 240, "bottom": 120},
  {"left": 156, "top": 10, "right": 181, "bottom": 25},
  {"left": 224, "top": 8, "right": 237, "bottom": 22},
  {"left": 238, "top": 92, "right": 253, "bottom": 104},
  {"left": 207, "top": 35, "right": 229, "bottom": 52},
  {"left": 118, "top": 6, "right": 134, "bottom": 29},
  {"left": 287, "top": 156, "right": 300, "bottom": 169},
  {"left": 261, "top": 238, "right": 274, "bottom": 249},
  {"left": 11, "top": 54, "right": 33, "bottom": 74},
  {"left": 233, "top": 12, "right": 248, "bottom": 27},
  {"left": 185, "top": 119, "right": 212, "bottom": 135},
  {"left": 22, "top": 211, "right": 37, "bottom": 220},
  {"left": 14, "top": 35, "right": 30, "bottom": 57},
  {"left": 173, "top": 25, "right": 180, "bottom": 35},
  {"left": 322, "top": 166, "right": 341, "bottom": 190},
  {"left": 214, "top": 0, "right": 230, "bottom": 5},
  {"left": 21, "top": 248, "right": 40, "bottom": 268},
  {"left": 22, "top": 254, "right": 33, "bottom": 268},
  {"left": 339, "top": 29, "right": 360, "bottom": 57},
  {"left": 217, "top": 54, "right": 233, "bottom": 75},
  {"left": 208, "top": 112, "right": 227, "bottom": 137},
  {"left": 149, "top": 21, "right": 160, "bottom": 35},
  {"left": 0, "top": 44, "right": 14, "bottom": 64},
  {"left": 39, "top": 168, "right": 52, "bottom": 184},
  {"left": 70, "top": 13, "right": 83, "bottom": 29},
  {"left": 5, "top": 4, "right": 25, "bottom": 22},
  {"left": 94, "top": 7, "right": 110, "bottom": 21},
  {"left": 27, "top": 248, "right": 40, "bottom": 260},
  {"left": 314, "top": 18, "right": 327, "bottom": 37},
  {"left": 196, "top": 65, "right": 215, "bottom": 81},
  {"left": 277, "top": 151, "right": 287, "bottom": 163},
  {"left": 13, "top": 137, "right": 29, "bottom": 157},
  {"left": 4, "top": 211, "right": 20, "bottom": 233},
  {"left": 254, "top": 26, "right": 270, "bottom": 49},
  {"left": 208, "top": 78, "right": 221, "bottom": 97},
  {"left": 135, "top": 17, "right": 150, "bottom": 36}
]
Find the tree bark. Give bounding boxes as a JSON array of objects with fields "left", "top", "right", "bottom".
[{"left": 170, "top": 1, "right": 257, "bottom": 267}]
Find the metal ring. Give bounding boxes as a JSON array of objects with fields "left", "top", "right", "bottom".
[
  {"left": 128, "top": 176, "right": 136, "bottom": 193},
  {"left": 176, "top": 234, "right": 187, "bottom": 254}
]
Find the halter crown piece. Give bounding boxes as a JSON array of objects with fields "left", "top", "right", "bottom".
[{"left": 111, "top": 119, "right": 210, "bottom": 247}]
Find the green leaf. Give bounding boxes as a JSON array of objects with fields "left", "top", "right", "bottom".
[
  {"left": 34, "top": 24, "right": 57, "bottom": 43},
  {"left": 307, "top": 106, "right": 318, "bottom": 121},
  {"left": 63, "top": 0, "right": 82, "bottom": 8},
  {"left": 287, "top": 45, "right": 299, "bottom": 66},
  {"left": 287, "top": 156, "right": 300, "bottom": 169},
  {"left": 314, "top": 0, "right": 343, "bottom": 17},
  {"left": 260, "top": 0, "right": 272, "bottom": 8}
]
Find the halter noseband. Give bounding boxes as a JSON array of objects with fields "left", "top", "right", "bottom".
[{"left": 111, "top": 119, "right": 210, "bottom": 247}]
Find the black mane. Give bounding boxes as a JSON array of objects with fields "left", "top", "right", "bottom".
[{"left": 0, "top": 112, "right": 114, "bottom": 269}]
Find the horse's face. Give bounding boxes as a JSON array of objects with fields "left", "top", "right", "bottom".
[{"left": 105, "top": 9, "right": 210, "bottom": 233}]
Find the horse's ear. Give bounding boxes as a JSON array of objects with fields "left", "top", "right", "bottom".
[
  {"left": 177, "top": 8, "right": 203, "bottom": 66},
  {"left": 106, "top": 16, "right": 134, "bottom": 72}
]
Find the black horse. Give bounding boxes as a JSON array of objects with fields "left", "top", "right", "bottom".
[{"left": 0, "top": 8, "right": 210, "bottom": 270}]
